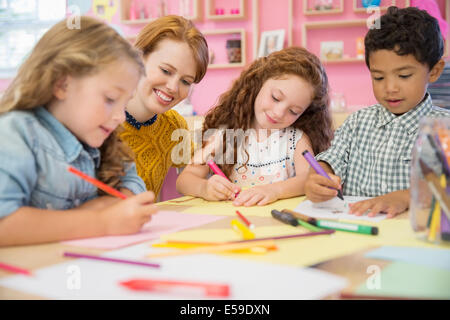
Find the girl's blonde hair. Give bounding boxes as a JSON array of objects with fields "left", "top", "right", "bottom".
[
  {"left": 134, "top": 15, "right": 209, "bottom": 83},
  {"left": 0, "top": 16, "right": 145, "bottom": 192},
  {"left": 203, "top": 47, "right": 334, "bottom": 177}
]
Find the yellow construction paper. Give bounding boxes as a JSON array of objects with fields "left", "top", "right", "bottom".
[{"left": 158, "top": 196, "right": 306, "bottom": 217}]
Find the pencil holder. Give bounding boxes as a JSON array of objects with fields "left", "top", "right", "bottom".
[{"left": 410, "top": 117, "right": 450, "bottom": 244}]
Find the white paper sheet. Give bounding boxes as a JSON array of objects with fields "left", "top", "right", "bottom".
[
  {"left": 0, "top": 241, "right": 347, "bottom": 300},
  {"left": 294, "top": 196, "right": 387, "bottom": 222}
]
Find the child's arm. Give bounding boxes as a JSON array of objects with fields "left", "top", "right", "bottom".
[
  {"left": 232, "top": 134, "right": 315, "bottom": 206},
  {"left": 348, "top": 189, "right": 410, "bottom": 218},
  {"left": 176, "top": 163, "right": 240, "bottom": 201},
  {"left": 76, "top": 188, "right": 135, "bottom": 211},
  {"left": 0, "top": 191, "right": 157, "bottom": 246}
]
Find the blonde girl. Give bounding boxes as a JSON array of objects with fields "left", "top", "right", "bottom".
[{"left": 0, "top": 16, "right": 157, "bottom": 246}]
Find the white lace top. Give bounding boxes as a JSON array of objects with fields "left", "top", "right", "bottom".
[{"left": 228, "top": 127, "right": 303, "bottom": 188}]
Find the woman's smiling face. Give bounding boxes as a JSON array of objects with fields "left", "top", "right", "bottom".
[{"left": 136, "top": 38, "right": 197, "bottom": 116}]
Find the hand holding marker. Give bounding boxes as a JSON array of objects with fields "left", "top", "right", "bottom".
[
  {"left": 207, "top": 160, "right": 240, "bottom": 198},
  {"left": 302, "top": 150, "right": 344, "bottom": 201}
]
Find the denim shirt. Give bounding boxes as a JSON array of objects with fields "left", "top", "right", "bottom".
[{"left": 0, "top": 107, "right": 146, "bottom": 218}]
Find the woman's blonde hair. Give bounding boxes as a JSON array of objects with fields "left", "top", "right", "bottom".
[
  {"left": 134, "top": 15, "right": 209, "bottom": 83},
  {"left": 0, "top": 16, "right": 145, "bottom": 192}
]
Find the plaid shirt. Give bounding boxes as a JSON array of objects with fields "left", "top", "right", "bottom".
[{"left": 316, "top": 94, "right": 450, "bottom": 196}]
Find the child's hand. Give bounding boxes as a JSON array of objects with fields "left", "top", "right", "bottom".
[
  {"left": 204, "top": 175, "right": 241, "bottom": 201},
  {"left": 232, "top": 185, "right": 279, "bottom": 207},
  {"left": 348, "top": 190, "right": 410, "bottom": 219},
  {"left": 99, "top": 191, "right": 158, "bottom": 235},
  {"left": 304, "top": 173, "right": 342, "bottom": 202}
]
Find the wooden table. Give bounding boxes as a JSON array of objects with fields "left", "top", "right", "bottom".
[{"left": 0, "top": 201, "right": 407, "bottom": 300}]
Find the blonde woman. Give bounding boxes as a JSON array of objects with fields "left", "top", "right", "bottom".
[
  {"left": 0, "top": 16, "right": 157, "bottom": 246},
  {"left": 120, "top": 15, "right": 209, "bottom": 198}
]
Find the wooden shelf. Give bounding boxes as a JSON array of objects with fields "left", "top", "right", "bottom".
[
  {"left": 302, "top": 19, "right": 367, "bottom": 48},
  {"left": 206, "top": 0, "right": 246, "bottom": 21},
  {"left": 302, "top": 19, "right": 367, "bottom": 62},
  {"left": 202, "top": 28, "right": 246, "bottom": 70},
  {"left": 322, "top": 57, "right": 365, "bottom": 64},
  {"left": 303, "top": 0, "right": 343, "bottom": 16},
  {"left": 119, "top": 0, "right": 199, "bottom": 24},
  {"left": 207, "top": 62, "right": 245, "bottom": 69}
]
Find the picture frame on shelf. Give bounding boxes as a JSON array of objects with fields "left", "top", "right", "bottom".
[
  {"left": 303, "top": 0, "right": 343, "bottom": 15},
  {"left": 257, "top": 29, "right": 285, "bottom": 58},
  {"left": 320, "top": 41, "right": 344, "bottom": 61},
  {"left": 202, "top": 29, "right": 246, "bottom": 69}
]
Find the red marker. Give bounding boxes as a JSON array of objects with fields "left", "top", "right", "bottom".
[
  {"left": 120, "top": 278, "right": 230, "bottom": 298},
  {"left": 67, "top": 166, "right": 127, "bottom": 200},
  {"left": 236, "top": 210, "right": 254, "bottom": 229},
  {"left": 0, "top": 262, "right": 33, "bottom": 276},
  {"left": 207, "top": 160, "right": 240, "bottom": 197}
]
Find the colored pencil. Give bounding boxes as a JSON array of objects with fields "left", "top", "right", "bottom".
[
  {"left": 63, "top": 251, "right": 160, "bottom": 269},
  {"left": 67, "top": 166, "right": 127, "bottom": 200},
  {"left": 147, "top": 240, "right": 277, "bottom": 258},
  {"left": 0, "top": 262, "right": 33, "bottom": 276},
  {"left": 157, "top": 230, "right": 334, "bottom": 248},
  {"left": 235, "top": 210, "right": 254, "bottom": 229},
  {"left": 232, "top": 229, "right": 335, "bottom": 242}
]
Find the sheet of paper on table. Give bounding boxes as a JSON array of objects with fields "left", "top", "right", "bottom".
[
  {"left": 0, "top": 242, "right": 348, "bottom": 300},
  {"left": 294, "top": 196, "right": 387, "bottom": 222}
]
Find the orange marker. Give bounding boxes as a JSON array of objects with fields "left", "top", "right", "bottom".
[{"left": 67, "top": 166, "right": 127, "bottom": 199}]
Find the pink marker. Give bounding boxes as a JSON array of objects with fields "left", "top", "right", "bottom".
[{"left": 207, "top": 160, "right": 240, "bottom": 197}]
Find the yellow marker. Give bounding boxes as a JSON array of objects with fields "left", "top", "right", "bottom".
[
  {"left": 152, "top": 241, "right": 273, "bottom": 255},
  {"left": 428, "top": 175, "right": 445, "bottom": 242},
  {"left": 231, "top": 218, "right": 255, "bottom": 240},
  {"left": 147, "top": 240, "right": 276, "bottom": 258}
]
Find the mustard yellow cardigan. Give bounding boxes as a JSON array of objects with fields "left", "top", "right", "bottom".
[{"left": 120, "top": 110, "right": 189, "bottom": 197}]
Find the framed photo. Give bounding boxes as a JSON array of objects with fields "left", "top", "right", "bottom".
[
  {"left": 258, "top": 29, "right": 285, "bottom": 58},
  {"left": 320, "top": 41, "right": 344, "bottom": 60}
]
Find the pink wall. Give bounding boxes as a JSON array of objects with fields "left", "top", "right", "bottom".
[
  {"left": 1, "top": 0, "right": 448, "bottom": 112},
  {"left": 1, "top": 0, "right": 448, "bottom": 201}
]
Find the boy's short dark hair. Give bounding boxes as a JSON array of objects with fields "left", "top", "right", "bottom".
[{"left": 365, "top": 6, "right": 444, "bottom": 70}]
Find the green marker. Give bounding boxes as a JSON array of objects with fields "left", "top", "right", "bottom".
[
  {"left": 313, "top": 219, "right": 378, "bottom": 236},
  {"left": 296, "top": 219, "right": 323, "bottom": 232}
]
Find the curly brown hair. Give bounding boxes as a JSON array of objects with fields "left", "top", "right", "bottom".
[
  {"left": 202, "top": 47, "right": 333, "bottom": 177},
  {"left": 0, "top": 16, "right": 145, "bottom": 193}
]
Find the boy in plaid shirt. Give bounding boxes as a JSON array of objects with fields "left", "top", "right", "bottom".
[{"left": 304, "top": 6, "right": 450, "bottom": 218}]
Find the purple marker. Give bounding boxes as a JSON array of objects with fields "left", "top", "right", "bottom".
[{"left": 302, "top": 150, "right": 344, "bottom": 201}]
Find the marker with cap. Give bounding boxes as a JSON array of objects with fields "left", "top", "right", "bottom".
[
  {"left": 271, "top": 210, "right": 322, "bottom": 232},
  {"left": 273, "top": 209, "right": 378, "bottom": 236},
  {"left": 302, "top": 150, "right": 344, "bottom": 201}
]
